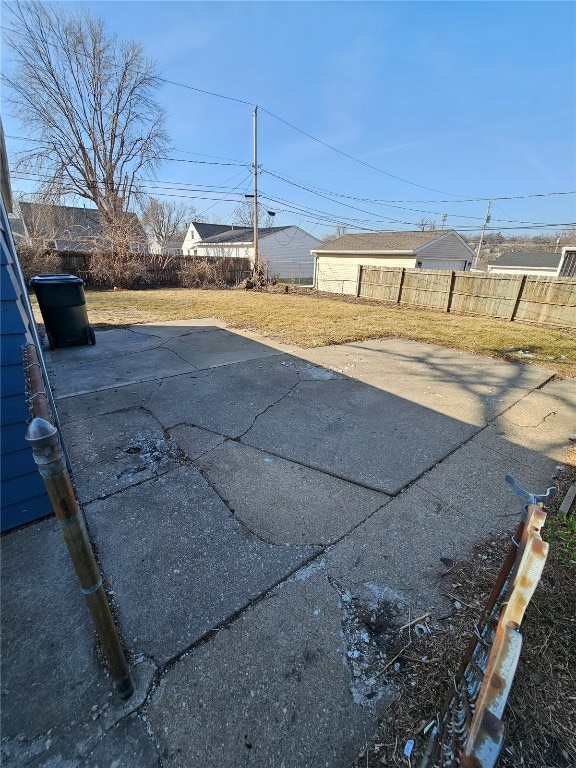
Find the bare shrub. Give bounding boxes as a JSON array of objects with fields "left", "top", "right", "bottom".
[
  {"left": 89, "top": 250, "right": 150, "bottom": 289},
  {"left": 179, "top": 257, "right": 226, "bottom": 288},
  {"left": 17, "top": 247, "right": 61, "bottom": 281}
]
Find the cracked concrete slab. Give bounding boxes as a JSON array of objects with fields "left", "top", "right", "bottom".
[
  {"left": 296, "top": 338, "right": 555, "bottom": 423},
  {"left": 146, "top": 358, "right": 300, "bottom": 436},
  {"left": 79, "top": 714, "right": 159, "bottom": 768},
  {"left": 60, "top": 407, "right": 178, "bottom": 504},
  {"left": 494, "top": 377, "right": 576, "bottom": 462},
  {"left": 415, "top": 424, "right": 559, "bottom": 520},
  {"left": 161, "top": 327, "right": 285, "bottom": 369},
  {"left": 0, "top": 518, "right": 155, "bottom": 768},
  {"left": 84, "top": 466, "right": 318, "bottom": 664},
  {"left": 241, "top": 375, "right": 478, "bottom": 493},
  {"left": 325, "top": 482, "right": 509, "bottom": 611},
  {"left": 47, "top": 343, "right": 194, "bottom": 398},
  {"left": 195, "top": 440, "right": 390, "bottom": 546},
  {"left": 146, "top": 570, "right": 394, "bottom": 768},
  {"left": 168, "top": 423, "right": 226, "bottom": 460},
  {"left": 55, "top": 380, "right": 161, "bottom": 423},
  {"left": 129, "top": 319, "right": 299, "bottom": 354},
  {"left": 6, "top": 320, "right": 573, "bottom": 768}
]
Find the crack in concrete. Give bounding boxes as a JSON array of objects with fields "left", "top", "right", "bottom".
[
  {"left": 157, "top": 339, "right": 201, "bottom": 371},
  {"left": 236, "top": 370, "right": 303, "bottom": 441},
  {"left": 136, "top": 548, "right": 324, "bottom": 702},
  {"left": 500, "top": 410, "right": 557, "bottom": 429},
  {"left": 190, "top": 456, "right": 295, "bottom": 548}
]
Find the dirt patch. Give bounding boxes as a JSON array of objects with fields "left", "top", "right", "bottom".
[{"left": 352, "top": 449, "right": 576, "bottom": 767}]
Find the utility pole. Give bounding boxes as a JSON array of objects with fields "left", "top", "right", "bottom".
[
  {"left": 253, "top": 105, "right": 259, "bottom": 274},
  {"left": 475, "top": 200, "right": 492, "bottom": 269}
]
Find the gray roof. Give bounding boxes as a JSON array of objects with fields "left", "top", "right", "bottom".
[
  {"left": 199, "top": 226, "right": 290, "bottom": 245},
  {"left": 494, "top": 251, "right": 561, "bottom": 269},
  {"left": 191, "top": 222, "right": 235, "bottom": 240},
  {"left": 18, "top": 202, "right": 146, "bottom": 249},
  {"left": 314, "top": 230, "right": 456, "bottom": 252}
]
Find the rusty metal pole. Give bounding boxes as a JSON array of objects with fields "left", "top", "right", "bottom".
[{"left": 26, "top": 417, "right": 134, "bottom": 699}]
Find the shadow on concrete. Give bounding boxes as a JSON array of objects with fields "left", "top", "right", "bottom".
[{"left": 2, "top": 321, "right": 572, "bottom": 768}]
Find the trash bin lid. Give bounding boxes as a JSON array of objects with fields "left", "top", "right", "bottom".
[{"left": 30, "top": 274, "right": 84, "bottom": 285}]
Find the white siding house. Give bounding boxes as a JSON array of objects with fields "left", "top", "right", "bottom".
[
  {"left": 182, "top": 222, "right": 321, "bottom": 284},
  {"left": 486, "top": 251, "right": 562, "bottom": 277},
  {"left": 312, "top": 230, "right": 475, "bottom": 295}
]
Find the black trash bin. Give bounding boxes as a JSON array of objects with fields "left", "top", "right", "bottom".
[{"left": 30, "top": 274, "right": 95, "bottom": 350}]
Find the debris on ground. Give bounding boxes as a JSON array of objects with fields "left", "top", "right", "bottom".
[{"left": 352, "top": 448, "right": 576, "bottom": 767}]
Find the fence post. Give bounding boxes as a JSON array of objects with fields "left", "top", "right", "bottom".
[
  {"left": 396, "top": 268, "right": 406, "bottom": 303},
  {"left": 444, "top": 271, "right": 456, "bottom": 313},
  {"left": 26, "top": 418, "right": 134, "bottom": 699},
  {"left": 356, "top": 264, "right": 362, "bottom": 297},
  {"left": 508, "top": 275, "right": 527, "bottom": 322}
]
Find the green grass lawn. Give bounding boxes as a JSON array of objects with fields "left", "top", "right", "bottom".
[{"left": 31, "top": 287, "right": 576, "bottom": 377}]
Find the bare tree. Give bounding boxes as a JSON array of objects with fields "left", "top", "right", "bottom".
[
  {"left": 141, "top": 198, "right": 196, "bottom": 252},
  {"left": 417, "top": 218, "right": 436, "bottom": 231},
  {"left": 3, "top": 1, "right": 169, "bottom": 242},
  {"left": 232, "top": 200, "right": 275, "bottom": 229}
]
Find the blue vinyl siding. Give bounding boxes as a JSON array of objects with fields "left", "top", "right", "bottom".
[{"left": 1, "top": 202, "right": 52, "bottom": 531}]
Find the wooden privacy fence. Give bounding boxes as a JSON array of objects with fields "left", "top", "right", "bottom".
[
  {"left": 358, "top": 266, "right": 576, "bottom": 328},
  {"left": 21, "top": 250, "right": 252, "bottom": 289}
]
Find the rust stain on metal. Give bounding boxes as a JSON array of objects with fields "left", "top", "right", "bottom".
[
  {"left": 420, "top": 490, "right": 551, "bottom": 768},
  {"left": 489, "top": 673, "right": 504, "bottom": 690}
]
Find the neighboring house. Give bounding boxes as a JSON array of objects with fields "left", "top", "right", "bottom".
[
  {"left": 15, "top": 202, "right": 148, "bottom": 253},
  {"left": 558, "top": 246, "right": 576, "bottom": 277},
  {"left": 149, "top": 237, "right": 184, "bottom": 256},
  {"left": 0, "top": 121, "right": 53, "bottom": 531},
  {"left": 182, "top": 222, "right": 235, "bottom": 252},
  {"left": 312, "top": 230, "right": 475, "bottom": 294},
  {"left": 486, "top": 250, "right": 575, "bottom": 277},
  {"left": 183, "top": 221, "right": 322, "bottom": 284}
]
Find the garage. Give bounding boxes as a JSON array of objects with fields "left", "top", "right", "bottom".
[
  {"left": 312, "top": 230, "right": 477, "bottom": 295},
  {"left": 420, "top": 258, "right": 468, "bottom": 271}
]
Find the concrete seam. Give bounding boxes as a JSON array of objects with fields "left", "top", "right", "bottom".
[
  {"left": 236, "top": 371, "right": 302, "bottom": 439},
  {"left": 500, "top": 410, "right": 557, "bottom": 428},
  {"left": 138, "top": 548, "right": 325, "bottom": 699}
]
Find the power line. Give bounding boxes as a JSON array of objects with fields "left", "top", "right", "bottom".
[
  {"left": 258, "top": 107, "right": 465, "bottom": 198},
  {"left": 262, "top": 169, "right": 570, "bottom": 226},
  {"left": 263, "top": 168, "right": 486, "bottom": 222},
  {"left": 4, "top": 134, "right": 250, "bottom": 166},
  {"left": 158, "top": 75, "right": 467, "bottom": 196},
  {"left": 260, "top": 192, "right": 575, "bottom": 233},
  {"left": 157, "top": 77, "right": 252, "bottom": 107},
  {"left": 10, "top": 172, "right": 252, "bottom": 196},
  {"left": 261, "top": 167, "right": 576, "bottom": 205}
]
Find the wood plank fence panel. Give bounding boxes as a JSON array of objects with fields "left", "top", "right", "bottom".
[
  {"left": 356, "top": 266, "right": 576, "bottom": 329},
  {"left": 400, "top": 269, "right": 451, "bottom": 310},
  {"left": 515, "top": 277, "right": 576, "bottom": 327},
  {"left": 451, "top": 273, "right": 520, "bottom": 319},
  {"left": 358, "top": 266, "right": 402, "bottom": 302}
]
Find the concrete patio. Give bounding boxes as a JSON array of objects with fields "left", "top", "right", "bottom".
[{"left": 2, "top": 319, "right": 574, "bottom": 767}]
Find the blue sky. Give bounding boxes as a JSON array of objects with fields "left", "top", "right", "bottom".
[{"left": 2, "top": 1, "right": 575, "bottom": 237}]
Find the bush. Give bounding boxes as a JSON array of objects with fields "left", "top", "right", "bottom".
[
  {"left": 89, "top": 250, "right": 151, "bottom": 289},
  {"left": 179, "top": 257, "right": 226, "bottom": 288},
  {"left": 16, "top": 247, "right": 61, "bottom": 282}
]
